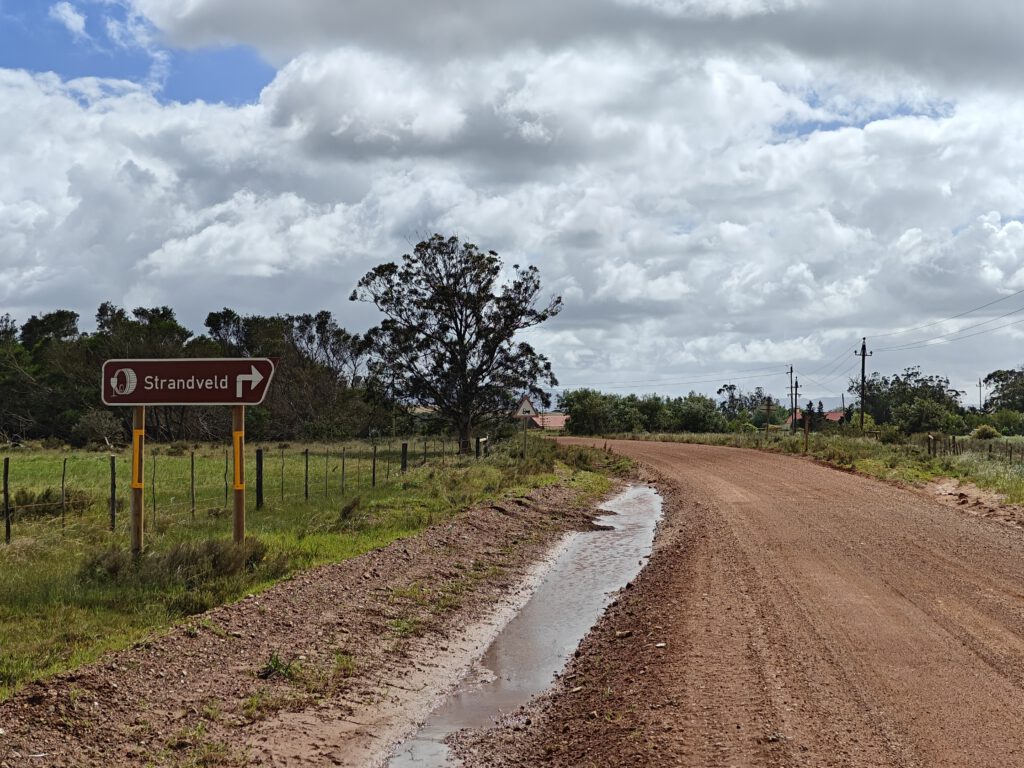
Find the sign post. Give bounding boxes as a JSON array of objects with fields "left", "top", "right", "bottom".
[
  {"left": 514, "top": 395, "right": 537, "bottom": 460},
  {"left": 233, "top": 405, "right": 245, "bottom": 545},
  {"left": 102, "top": 358, "right": 275, "bottom": 554},
  {"left": 131, "top": 406, "right": 145, "bottom": 555}
]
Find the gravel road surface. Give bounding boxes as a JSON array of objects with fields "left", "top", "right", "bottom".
[{"left": 458, "top": 439, "right": 1024, "bottom": 767}]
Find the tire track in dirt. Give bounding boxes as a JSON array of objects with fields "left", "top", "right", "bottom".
[{"left": 456, "top": 440, "right": 1024, "bottom": 767}]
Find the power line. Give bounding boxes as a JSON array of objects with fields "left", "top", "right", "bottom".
[
  {"left": 875, "top": 315, "right": 1024, "bottom": 353},
  {"left": 807, "top": 345, "right": 860, "bottom": 381},
  {"left": 550, "top": 369, "right": 789, "bottom": 391},
  {"left": 549, "top": 365, "right": 788, "bottom": 388},
  {"left": 876, "top": 302, "right": 1024, "bottom": 351},
  {"left": 800, "top": 363, "right": 858, "bottom": 394},
  {"left": 805, "top": 345, "right": 855, "bottom": 377},
  {"left": 871, "top": 286, "right": 1024, "bottom": 339}
]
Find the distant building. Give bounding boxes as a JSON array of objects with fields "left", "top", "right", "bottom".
[
  {"left": 785, "top": 408, "right": 846, "bottom": 428},
  {"left": 528, "top": 412, "right": 570, "bottom": 431}
]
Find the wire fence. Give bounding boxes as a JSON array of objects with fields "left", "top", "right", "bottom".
[{"left": 0, "top": 435, "right": 497, "bottom": 549}]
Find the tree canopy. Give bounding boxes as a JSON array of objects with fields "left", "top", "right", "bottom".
[
  {"left": 351, "top": 234, "right": 562, "bottom": 449},
  {"left": 0, "top": 305, "right": 378, "bottom": 445}
]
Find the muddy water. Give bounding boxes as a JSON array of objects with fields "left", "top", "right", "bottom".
[{"left": 387, "top": 485, "right": 663, "bottom": 767}]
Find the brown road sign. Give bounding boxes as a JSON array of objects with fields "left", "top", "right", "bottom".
[{"left": 102, "top": 358, "right": 276, "bottom": 406}]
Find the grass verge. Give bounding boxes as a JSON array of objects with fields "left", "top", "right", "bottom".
[{"left": 0, "top": 437, "right": 629, "bottom": 700}]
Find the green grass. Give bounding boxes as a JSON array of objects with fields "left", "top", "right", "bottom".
[
  {"left": 0, "top": 436, "right": 624, "bottom": 700},
  {"left": 604, "top": 430, "right": 1024, "bottom": 503}
]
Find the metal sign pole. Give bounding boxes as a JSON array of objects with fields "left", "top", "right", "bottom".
[
  {"left": 131, "top": 406, "right": 145, "bottom": 555},
  {"left": 232, "top": 405, "right": 245, "bottom": 544}
]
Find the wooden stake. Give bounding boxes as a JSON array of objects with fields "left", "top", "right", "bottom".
[
  {"left": 60, "top": 457, "right": 67, "bottom": 532},
  {"left": 3, "top": 457, "right": 10, "bottom": 545},
  {"left": 256, "top": 448, "right": 264, "bottom": 510},
  {"left": 109, "top": 454, "right": 116, "bottom": 532},
  {"left": 151, "top": 453, "right": 157, "bottom": 532}
]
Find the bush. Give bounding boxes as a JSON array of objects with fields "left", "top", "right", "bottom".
[
  {"left": 972, "top": 424, "right": 1000, "bottom": 440},
  {"left": 70, "top": 410, "right": 125, "bottom": 448},
  {"left": 160, "top": 441, "right": 189, "bottom": 456},
  {"left": 79, "top": 537, "right": 286, "bottom": 592},
  {"left": 13, "top": 486, "right": 93, "bottom": 518},
  {"left": 877, "top": 425, "right": 904, "bottom": 444}
]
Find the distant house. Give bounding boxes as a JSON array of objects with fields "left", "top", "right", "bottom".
[
  {"left": 528, "top": 412, "right": 570, "bottom": 431},
  {"left": 785, "top": 408, "right": 846, "bottom": 428}
]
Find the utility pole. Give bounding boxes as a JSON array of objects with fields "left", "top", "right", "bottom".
[
  {"left": 854, "top": 337, "right": 872, "bottom": 431},
  {"left": 788, "top": 365, "right": 795, "bottom": 433},
  {"left": 793, "top": 377, "right": 800, "bottom": 431},
  {"left": 978, "top": 379, "right": 984, "bottom": 411}
]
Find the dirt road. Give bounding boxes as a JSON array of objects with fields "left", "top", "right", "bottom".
[{"left": 458, "top": 439, "right": 1024, "bottom": 767}]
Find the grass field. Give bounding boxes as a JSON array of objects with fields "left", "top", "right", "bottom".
[
  {"left": 0, "top": 436, "right": 626, "bottom": 700},
  {"left": 605, "top": 431, "right": 1024, "bottom": 503}
]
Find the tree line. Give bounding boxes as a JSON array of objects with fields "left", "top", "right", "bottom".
[
  {"left": 558, "top": 365, "right": 1024, "bottom": 438},
  {"left": 1, "top": 235, "right": 561, "bottom": 450},
  {"left": 0, "top": 304, "right": 381, "bottom": 446}
]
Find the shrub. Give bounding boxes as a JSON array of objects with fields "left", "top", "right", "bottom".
[
  {"left": 13, "top": 487, "right": 93, "bottom": 518},
  {"left": 972, "top": 424, "right": 1000, "bottom": 440},
  {"left": 877, "top": 425, "right": 904, "bottom": 444},
  {"left": 70, "top": 410, "right": 125, "bottom": 448},
  {"left": 79, "top": 537, "right": 285, "bottom": 590}
]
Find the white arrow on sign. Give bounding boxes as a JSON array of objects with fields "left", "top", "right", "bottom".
[{"left": 236, "top": 365, "right": 264, "bottom": 398}]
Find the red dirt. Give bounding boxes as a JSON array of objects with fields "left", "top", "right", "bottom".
[{"left": 455, "top": 439, "right": 1024, "bottom": 767}]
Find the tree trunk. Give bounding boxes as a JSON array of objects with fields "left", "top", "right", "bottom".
[{"left": 457, "top": 418, "right": 472, "bottom": 454}]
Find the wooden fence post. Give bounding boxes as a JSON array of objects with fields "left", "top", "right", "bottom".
[
  {"left": 109, "top": 454, "right": 116, "bottom": 532},
  {"left": 372, "top": 445, "right": 378, "bottom": 487},
  {"left": 3, "top": 457, "right": 10, "bottom": 545},
  {"left": 304, "top": 448, "right": 309, "bottom": 500},
  {"left": 401, "top": 442, "right": 408, "bottom": 472},
  {"left": 61, "top": 457, "right": 67, "bottom": 532},
  {"left": 190, "top": 450, "right": 196, "bottom": 519},
  {"left": 256, "top": 448, "right": 264, "bottom": 510},
  {"left": 151, "top": 453, "right": 157, "bottom": 531},
  {"left": 341, "top": 447, "right": 346, "bottom": 494},
  {"left": 476, "top": 437, "right": 482, "bottom": 459}
]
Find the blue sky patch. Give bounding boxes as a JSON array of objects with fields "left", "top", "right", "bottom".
[{"left": 0, "top": 0, "right": 276, "bottom": 104}]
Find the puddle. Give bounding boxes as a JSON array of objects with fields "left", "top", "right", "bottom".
[{"left": 386, "top": 485, "right": 663, "bottom": 767}]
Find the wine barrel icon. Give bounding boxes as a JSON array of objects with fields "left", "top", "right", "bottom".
[{"left": 110, "top": 368, "right": 138, "bottom": 396}]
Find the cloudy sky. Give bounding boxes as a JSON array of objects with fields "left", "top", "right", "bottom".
[{"left": 2, "top": 0, "right": 1024, "bottom": 406}]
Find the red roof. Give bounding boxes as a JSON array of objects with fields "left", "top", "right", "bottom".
[
  {"left": 785, "top": 408, "right": 846, "bottom": 426},
  {"left": 529, "top": 412, "right": 569, "bottom": 430}
]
